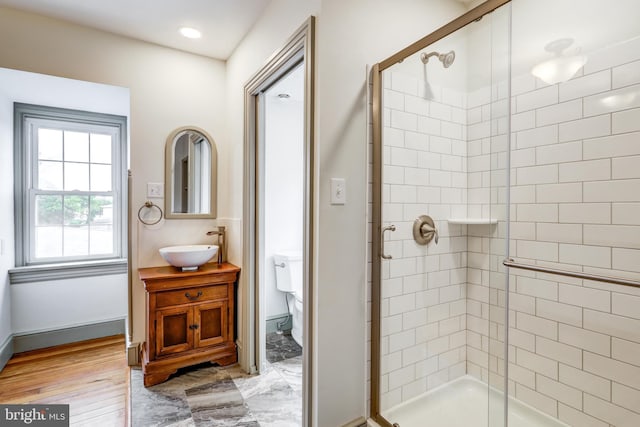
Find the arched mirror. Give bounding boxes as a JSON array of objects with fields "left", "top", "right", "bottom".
[{"left": 164, "top": 126, "right": 217, "bottom": 218}]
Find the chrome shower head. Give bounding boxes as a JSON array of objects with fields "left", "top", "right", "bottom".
[
  {"left": 420, "top": 50, "right": 456, "bottom": 68},
  {"left": 440, "top": 50, "right": 455, "bottom": 68}
]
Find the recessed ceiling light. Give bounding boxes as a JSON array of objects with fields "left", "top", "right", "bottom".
[{"left": 179, "top": 27, "right": 202, "bottom": 39}]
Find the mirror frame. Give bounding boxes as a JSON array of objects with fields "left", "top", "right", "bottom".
[{"left": 164, "top": 125, "right": 217, "bottom": 219}]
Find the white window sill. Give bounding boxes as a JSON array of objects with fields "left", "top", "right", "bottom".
[{"left": 9, "top": 259, "right": 128, "bottom": 284}]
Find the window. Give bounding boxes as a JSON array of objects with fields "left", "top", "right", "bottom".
[{"left": 11, "top": 103, "right": 127, "bottom": 283}]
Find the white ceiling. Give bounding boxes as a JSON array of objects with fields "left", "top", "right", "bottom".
[
  {"left": 5, "top": 0, "right": 636, "bottom": 69},
  {"left": 0, "top": 0, "right": 483, "bottom": 62},
  {"left": 0, "top": 0, "right": 271, "bottom": 60}
]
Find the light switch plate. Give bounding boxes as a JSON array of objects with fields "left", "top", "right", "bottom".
[
  {"left": 147, "top": 183, "right": 163, "bottom": 198},
  {"left": 330, "top": 178, "right": 346, "bottom": 205}
]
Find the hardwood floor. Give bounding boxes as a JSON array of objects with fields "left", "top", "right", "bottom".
[{"left": 0, "top": 335, "right": 129, "bottom": 426}]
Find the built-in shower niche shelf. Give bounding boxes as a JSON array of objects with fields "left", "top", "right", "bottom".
[{"left": 447, "top": 218, "right": 498, "bottom": 225}]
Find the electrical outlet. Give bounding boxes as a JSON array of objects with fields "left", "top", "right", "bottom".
[{"left": 147, "top": 183, "right": 163, "bottom": 198}]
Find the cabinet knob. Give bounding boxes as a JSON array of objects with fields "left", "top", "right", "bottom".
[
  {"left": 185, "top": 291, "right": 203, "bottom": 301},
  {"left": 189, "top": 324, "right": 199, "bottom": 330}
]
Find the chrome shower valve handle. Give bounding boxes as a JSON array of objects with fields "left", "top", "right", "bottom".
[
  {"left": 421, "top": 223, "right": 439, "bottom": 244},
  {"left": 413, "top": 215, "right": 438, "bottom": 245}
]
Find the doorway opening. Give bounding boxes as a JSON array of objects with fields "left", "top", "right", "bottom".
[{"left": 262, "top": 62, "right": 305, "bottom": 368}]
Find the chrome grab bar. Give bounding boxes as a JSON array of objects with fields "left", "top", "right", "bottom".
[
  {"left": 381, "top": 225, "right": 396, "bottom": 260},
  {"left": 503, "top": 258, "right": 640, "bottom": 288}
]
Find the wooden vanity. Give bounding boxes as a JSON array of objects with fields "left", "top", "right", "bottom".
[{"left": 138, "top": 262, "right": 240, "bottom": 387}]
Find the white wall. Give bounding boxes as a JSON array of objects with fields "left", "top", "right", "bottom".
[
  {"left": 0, "top": 6, "right": 227, "bottom": 346},
  {"left": 0, "top": 68, "right": 129, "bottom": 335},
  {"left": 11, "top": 275, "right": 127, "bottom": 334},
  {"left": 227, "top": 0, "right": 465, "bottom": 425},
  {"left": 223, "top": 0, "right": 320, "bottom": 395},
  {"left": 316, "top": 1, "right": 466, "bottom": 425},
  {"left": 0, "top": 89, "right": 14, "bottom": 352}
]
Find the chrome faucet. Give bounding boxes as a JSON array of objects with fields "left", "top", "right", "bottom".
[{"left": 206, "top": 226, "right": 227, "bottom": 264}]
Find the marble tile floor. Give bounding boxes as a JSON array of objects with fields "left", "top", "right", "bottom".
[
  {"left": 265, "top": 332, "right": 302, "bottom": 363},
  {"left": 131, "top": 338, "right": 302, "bottom": 426}
]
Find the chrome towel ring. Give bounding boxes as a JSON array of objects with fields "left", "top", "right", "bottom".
[{"left": 137, "top": 201, "right": 163, "bottom": 225}]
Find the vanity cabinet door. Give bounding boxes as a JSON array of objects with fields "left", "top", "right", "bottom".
[
  {"left": 156, "top": 305, "right": 194, "bottom": 357},
  {"left": 194, "top": 300, "right": 228, "bottom": 348}
]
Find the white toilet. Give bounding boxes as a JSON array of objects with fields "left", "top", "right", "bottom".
[{"left": 273, "top": 251, "right": 303, "bottom": 347}]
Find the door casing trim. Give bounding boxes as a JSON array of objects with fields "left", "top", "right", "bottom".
[{"left": 242, "top": 16, "right": 316, "bottom": 427}]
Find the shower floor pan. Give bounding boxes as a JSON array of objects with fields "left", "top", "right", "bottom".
[{"left": 379, "top": 375, "right": 569, "bottom": 427}]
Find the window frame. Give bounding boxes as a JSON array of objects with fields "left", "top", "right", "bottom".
[{"left": 11, "top": 103, "right": 128, "bottom": 283}]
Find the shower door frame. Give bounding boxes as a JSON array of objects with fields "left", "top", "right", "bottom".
[{"left": 369, "top": 1, "right": 510, "bottom": 425}]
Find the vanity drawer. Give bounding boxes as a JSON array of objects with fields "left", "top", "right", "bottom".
[{"left": 156, "top": 285, "right": 227, "bottom": 308}]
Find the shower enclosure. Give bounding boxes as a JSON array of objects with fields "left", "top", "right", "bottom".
[{"left": 371, "top": 1, "right": 640, "bottom": 426}]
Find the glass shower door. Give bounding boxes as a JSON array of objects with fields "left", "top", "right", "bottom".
[
  {"left": 372, "top": 3, "right": 511, "bottom": 426},
  {"left": 505, "top": 1, "right": 640, "bottom": 426}
]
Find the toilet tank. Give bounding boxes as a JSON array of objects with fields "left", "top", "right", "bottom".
[{"left": 274, "top": 251, "right": 303, "bottom": 295}]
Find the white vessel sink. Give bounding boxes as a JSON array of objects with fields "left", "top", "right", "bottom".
[{"left": 159, "top": 245, "right": 218, "bottom": 271}]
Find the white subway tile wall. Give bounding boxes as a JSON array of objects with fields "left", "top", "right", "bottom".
[
  {"left": 378, "top": 58, "right": 511, "bottom": 411},
  {"left": 508, "top": 37, "right": 640, "bottom": 427},
  {"left": 370, "top": 36, "right": 640, "bottom": 427},
  {"left": 379, "top": 69, "right": 472, "bottom": 409}
]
